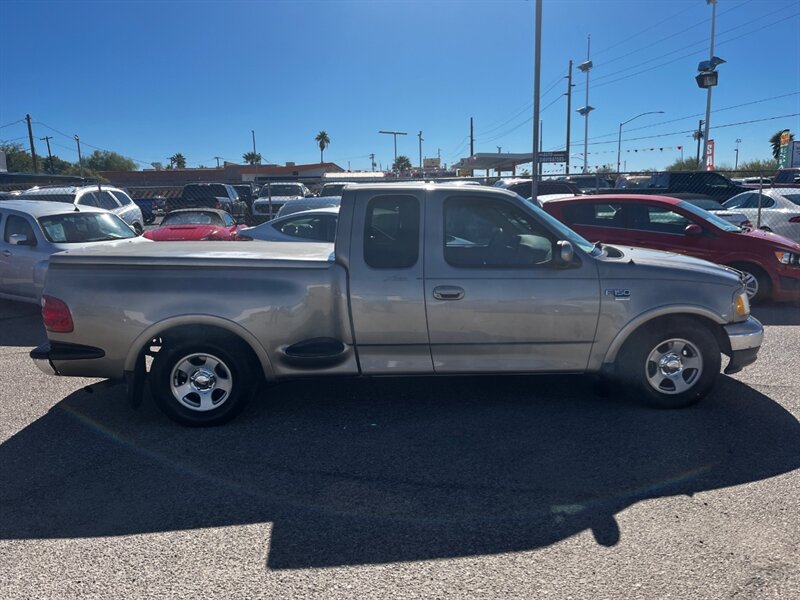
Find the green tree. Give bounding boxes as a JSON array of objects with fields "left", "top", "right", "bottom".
[
  {"left": 0, "top": 142, "right": 34, "bottom": 172},
  {"left": 315, "top": 130, "right": 330, "bottom": 163},
  {"left": 169, "top": 153, "right": 187, "bottom": 169},
  {"left": 84, "top": 150, "right": 138, "bottom": 172},
  {"left": 242, "top": 151, "right": 262, "bottom": 165},
  {"left": 393, "top": 155, "right": 412, "bottom": 172},
  {"left": 770, "top": 129, "right": 794, "bottom": 160},
  {"left": 665, "top": 157, "right": 704, "bottom": 171}
]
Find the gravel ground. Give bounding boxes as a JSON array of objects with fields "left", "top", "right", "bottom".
[{"left": 0, "top": 299, "right": 798, "bottom": 599}]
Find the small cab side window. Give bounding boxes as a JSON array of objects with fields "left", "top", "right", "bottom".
[
  {"left": 78, "top": 192, "right": 99, "bottom": 207},
  {"left": 444, "top": 196, "right": 553, "bottom": 267},
  {"left": 111, "top": 190, "right": 134, "bottom": 206},
  {"left": 4, "top": 215, "right": 37, "bottom": 246},
  {"left": 96, "top": 191, "right": 121, "bottom": 211},
  {"left": 364, "top": 195, "right": 419, "bottom": 269}
]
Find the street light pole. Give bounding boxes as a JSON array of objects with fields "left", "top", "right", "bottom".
[
  {"left": 74, "top": 135, "right": 83, "bottom": 178},
  {"left": 616, "top": 111, "right": 664, "bottom": 174},
  {"left": 576, "top": 36, "right": 594, "bottom": 174},
  {"left": 701, "top": 0, "right": 717, "bottom": 168},
  {"left": 531, "top": 0, "right": 543, "bottom": 200},
  {"left": 251, "top": 129, "right": 259, "bottom": 185},
  {"left": 379, "top": 130, "right": 407, "bottom": 166},
  {"left": 735, "top": 138, "right": 742, "bottom": 170}
]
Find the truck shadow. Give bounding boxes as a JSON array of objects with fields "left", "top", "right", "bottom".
[
  {"left": 0, "top": 374, "right": 798, "bottom": 569},
  {"left": 0, "top": 299, "right": 45, "bottom": 347},
  {"left": 751, "top": 300, "right": 800, "bottom": 326}
]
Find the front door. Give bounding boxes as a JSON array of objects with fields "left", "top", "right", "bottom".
[
  {"left": 424, "top": 192, "right": 600, "bottom": 373},
  {"left": 0, "top": 213, "right": 41, "bottom": 300}
]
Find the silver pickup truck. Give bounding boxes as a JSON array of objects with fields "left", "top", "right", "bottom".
[{"left": 31, "top": 183, "right": 763, "bottom": 426}]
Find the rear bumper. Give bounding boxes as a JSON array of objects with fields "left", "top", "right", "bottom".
[
  {"left": 722, "top": 317, "right": 763, "bottom": 375},
  {"left": 30, "top": 342, "right": 105, "bottom": 376}
]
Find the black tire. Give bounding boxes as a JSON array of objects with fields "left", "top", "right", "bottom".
[
  {"left": 616, "top": 319, "right": 720, "bottom": 409},
  {"left": 728, "top": 263, "right": 771, "bottom": 303},
  {"left": 149, "top": 337, "right": 258, "bottom": 426}
]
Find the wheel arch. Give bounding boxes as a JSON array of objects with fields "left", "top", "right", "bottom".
[
  {"left": 124, "top": 315, "right": 275, "bottom": 381},
  {"left": 603, "top": 307, "right": 730, "bottom": 366}
]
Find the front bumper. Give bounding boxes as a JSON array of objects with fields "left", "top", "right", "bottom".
[
  {"left": 30, "top": 341, "right": 105, "bottom": 376},
  {"left": 722, "top": 316, "right": 763, "bottom": 374}
]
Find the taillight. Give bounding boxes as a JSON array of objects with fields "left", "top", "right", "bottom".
[
  {"left": 788, "top": 216, "right": 800, "bottom": 223},
  {"left": 42, "top": 295, "right": 74, "bottom": 333}
]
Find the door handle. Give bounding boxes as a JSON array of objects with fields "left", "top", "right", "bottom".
[{"left": 433, "top": 286, "right": 465, "bottom": 301}]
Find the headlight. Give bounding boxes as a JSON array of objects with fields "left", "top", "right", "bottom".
[
  {"left": 775, "top": 250, "right": 800, "bottom": 265},
  {"left": 734, "top": 291, "right": 750, "bottom": 319}
]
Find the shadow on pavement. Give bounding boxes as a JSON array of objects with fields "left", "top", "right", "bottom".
[
  {"left": 0, "top": 299, "right": 46, "bottom": 347},
  {"left": 1, "top": 374, "right": 798, "bottom": 569},
  {"left": 751, "top": 301, "right": 800, "bottom": 326}
]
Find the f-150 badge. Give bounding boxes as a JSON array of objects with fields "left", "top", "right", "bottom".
[{"left": 604, "top": 288, "right": 631, "bottom": 300}]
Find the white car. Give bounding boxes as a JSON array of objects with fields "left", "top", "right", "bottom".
[
  {"left": 251, "top": 182, "right": 311, "bottom": 222},
  {"left": 239, "top": 207, "right": 338, "bottom": 243},
  {"left": 723, "top": 188, "right": 800, "bottom": 242},
  {"left": 15, "top": 185, "right": 145, "bottom": 234},
  {"left": 0, "top": 200, "right": 149, "bottom": 304}
]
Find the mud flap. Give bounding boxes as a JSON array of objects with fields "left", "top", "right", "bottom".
[{"left": 125, "top": 352, "right": 147, "bottom": 409}]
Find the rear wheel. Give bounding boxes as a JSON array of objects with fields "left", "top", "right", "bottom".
[
  {"left": 150, "top": 337, "right": 257, "bottom": 426},
  {"left": 617, "top": 319, "right": 720, "bottom": 409}
]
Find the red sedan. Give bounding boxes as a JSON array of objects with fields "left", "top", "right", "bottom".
[
  {"left": 542, "top": 194, "right": 800, "bottom": 302},
  {"left": 143, "top": 209, "right": 244, "bottom": 241}
]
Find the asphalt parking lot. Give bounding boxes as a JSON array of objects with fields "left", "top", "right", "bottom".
[{"left": 0, "top": 298, "right": 798, "bottom": 599}]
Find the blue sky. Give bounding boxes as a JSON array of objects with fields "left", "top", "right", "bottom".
[{"left": 1, "top": 0, "right": 798, "bottom": 173}]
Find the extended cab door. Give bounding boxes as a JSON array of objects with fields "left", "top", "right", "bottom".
[
  {"left": 423, "top": 190, "right": 600, "bottom": 373},
  {"left": 346, "top": 189, "right": 433, "bottom": 374}
]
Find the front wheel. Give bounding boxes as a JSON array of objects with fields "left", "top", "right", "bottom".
[
  {"left": 150, "top": 339, "right": 257, "bottom": 426},
  {"left": 617, "top": 320, "right": 720, "bottom": 409}
]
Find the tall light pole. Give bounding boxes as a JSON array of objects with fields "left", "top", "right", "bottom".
[
  {"left": 530, "top": 0, "right": 543, "bottom": 200},
  {"left": 701, "top": 0, "right": 718, "bottom": 168},
  {"left": 74, "top": 135, "right": 83, "bottom": 178},
  {"left": 616, "top": 111, "right": 664, "bottom": 174},
  {"left": 251, "top": 129, "right": 259, "bottom": 184},
  {"left": 418, "top": 130, "right": 424, "bottom": 171},
  {"left": 576, "top": 35, "right": 594, "bottom": 173},
  {"left": 378, "top": 130, "right": 407, "bottom": 165},
  {"left": 735, "top": 138, "right": 742, "bottom": 169}
]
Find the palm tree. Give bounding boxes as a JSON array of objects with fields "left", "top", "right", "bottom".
[
  {"left": 170, "top": 153, "right": 186, "bottom": 169},
  {"left": 242, "top": 151, "right": 262, "bottom": 165},
  {"left": 315, "top": 131, "right": 330, "bottom": 163},
  {"left": 770, "top": 129, "right": 794, "bottom": 160},
  {"left": 393, "top": 155, "right": 412, "bottom": 172}
]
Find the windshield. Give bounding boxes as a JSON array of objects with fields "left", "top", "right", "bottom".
[
  {"left": 677, "top": 200, "right": 741, "bottom": 232},
  {"left": 685, "top": 198, "right": 722, "bottom": 210},
  {"left": 522, "top": 197, "right": 596, "bottom": 254},
  {"left": 321, "top": 184, "right": 346, "bottom": 196},
  {"left": 37, "top": 212, "right": 136, "bottom": 243},
  {"left": 162, "top": 211, "right": 222, "bottom": 226},
  {"left": 259, "top": 185, "right": 302, "bottom": 197}
]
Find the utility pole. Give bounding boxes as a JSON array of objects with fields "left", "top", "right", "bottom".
[
  {"left": 539, "top": 120, "right": 544, "bottom": 176},
  {"left": 26, "top": 114, "right": 38, "bottom": 173},
  {"left": 251, "top": 129, "right": 259, "bottom": 184},
  {"left": 470, "top": 117, "right": 474, "bottom": 156},
  {"left": 734, "top": 138, "right": 741, "bottom": 170},
  {"left": 214, "top": 156, "right": 222, "bottom": 168},
  {"left": 531, "top": 0, "right": 542, "bottom": 200},
  {"left": 694, "top": 119, "right": 704, "bottom": 167},
  {"left": 565, "top": 59, "right": 573, "bottom": 175},
  {"left": 378, "top": 130, "right": 407, "bottom": 165},
  {"left": 40, "top": 136, "right": 54, "bottom": 173},
  {"left": 701, "top": 0, "right": 718, "bottom": 168},
  {"left": 369, "top": 153, "right": 375, "bottom": 172},
  {"left": 74, "top": 135, "right": 83, "bottom": 178},
  {"left": 418, "top": 130, "right": 424, "bottom": 171}
]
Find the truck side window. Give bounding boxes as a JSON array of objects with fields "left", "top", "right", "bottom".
[
  {"left": 364, "top": 195, "right": 419, "bottom": 268},
  {"left": 444, "top": 197, "right": 553, "bottom": 267},
  {"left": 4, "top": 215, "right": 37, "bottom": 245}
]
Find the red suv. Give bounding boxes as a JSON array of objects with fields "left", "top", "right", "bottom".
[{"left": 542, "top": 194, "right": 800, "bottom": 302}]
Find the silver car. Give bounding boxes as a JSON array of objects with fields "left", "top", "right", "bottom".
[
  {"left": 251, "top": 182, "right": 311, "bottom": 222},
  {"left": 240, "top": 207, "right": 339, "bottom": 243},
  {"left": 0, "top": 200, "right": 147, "bottom": 304},
  {"left": 15, "top": 185, "right": 145, "bottom": 234},
  {"left": 724, "top": 188, "right": 800, "bottom": 241}
]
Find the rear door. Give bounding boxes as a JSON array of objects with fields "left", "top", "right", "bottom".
[
  {"left": 423, "top": 191, "right": 600, "bottom": 373},
  {"left": 0, "top": 213, "right": 42, "bottom": 300},
  {"left": 346, "top": 189, "right": 433, "bottom": 374}
]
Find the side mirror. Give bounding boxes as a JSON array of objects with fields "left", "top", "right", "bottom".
[
  {"left": 684, "top": 223, "right": 702, "bottom": 236},
  {"left": 9, "top": 233, "right": 33, "bottom": 246},
  {"left": 556, "top": 240, "right": 574, "bottom": 264}
]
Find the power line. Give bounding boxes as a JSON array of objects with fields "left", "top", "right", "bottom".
[
  {"left": 0, "top": 119, "right": 25, "bottom": 129},
  {"left": 591, "top": 3, "right": 697, "bottom": 57},
  {"left": 0, "top": 135, "right": 28, "bottom": 143},
  {"left": 478, "top": 93, "right": 564, "bottom": 145}
]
